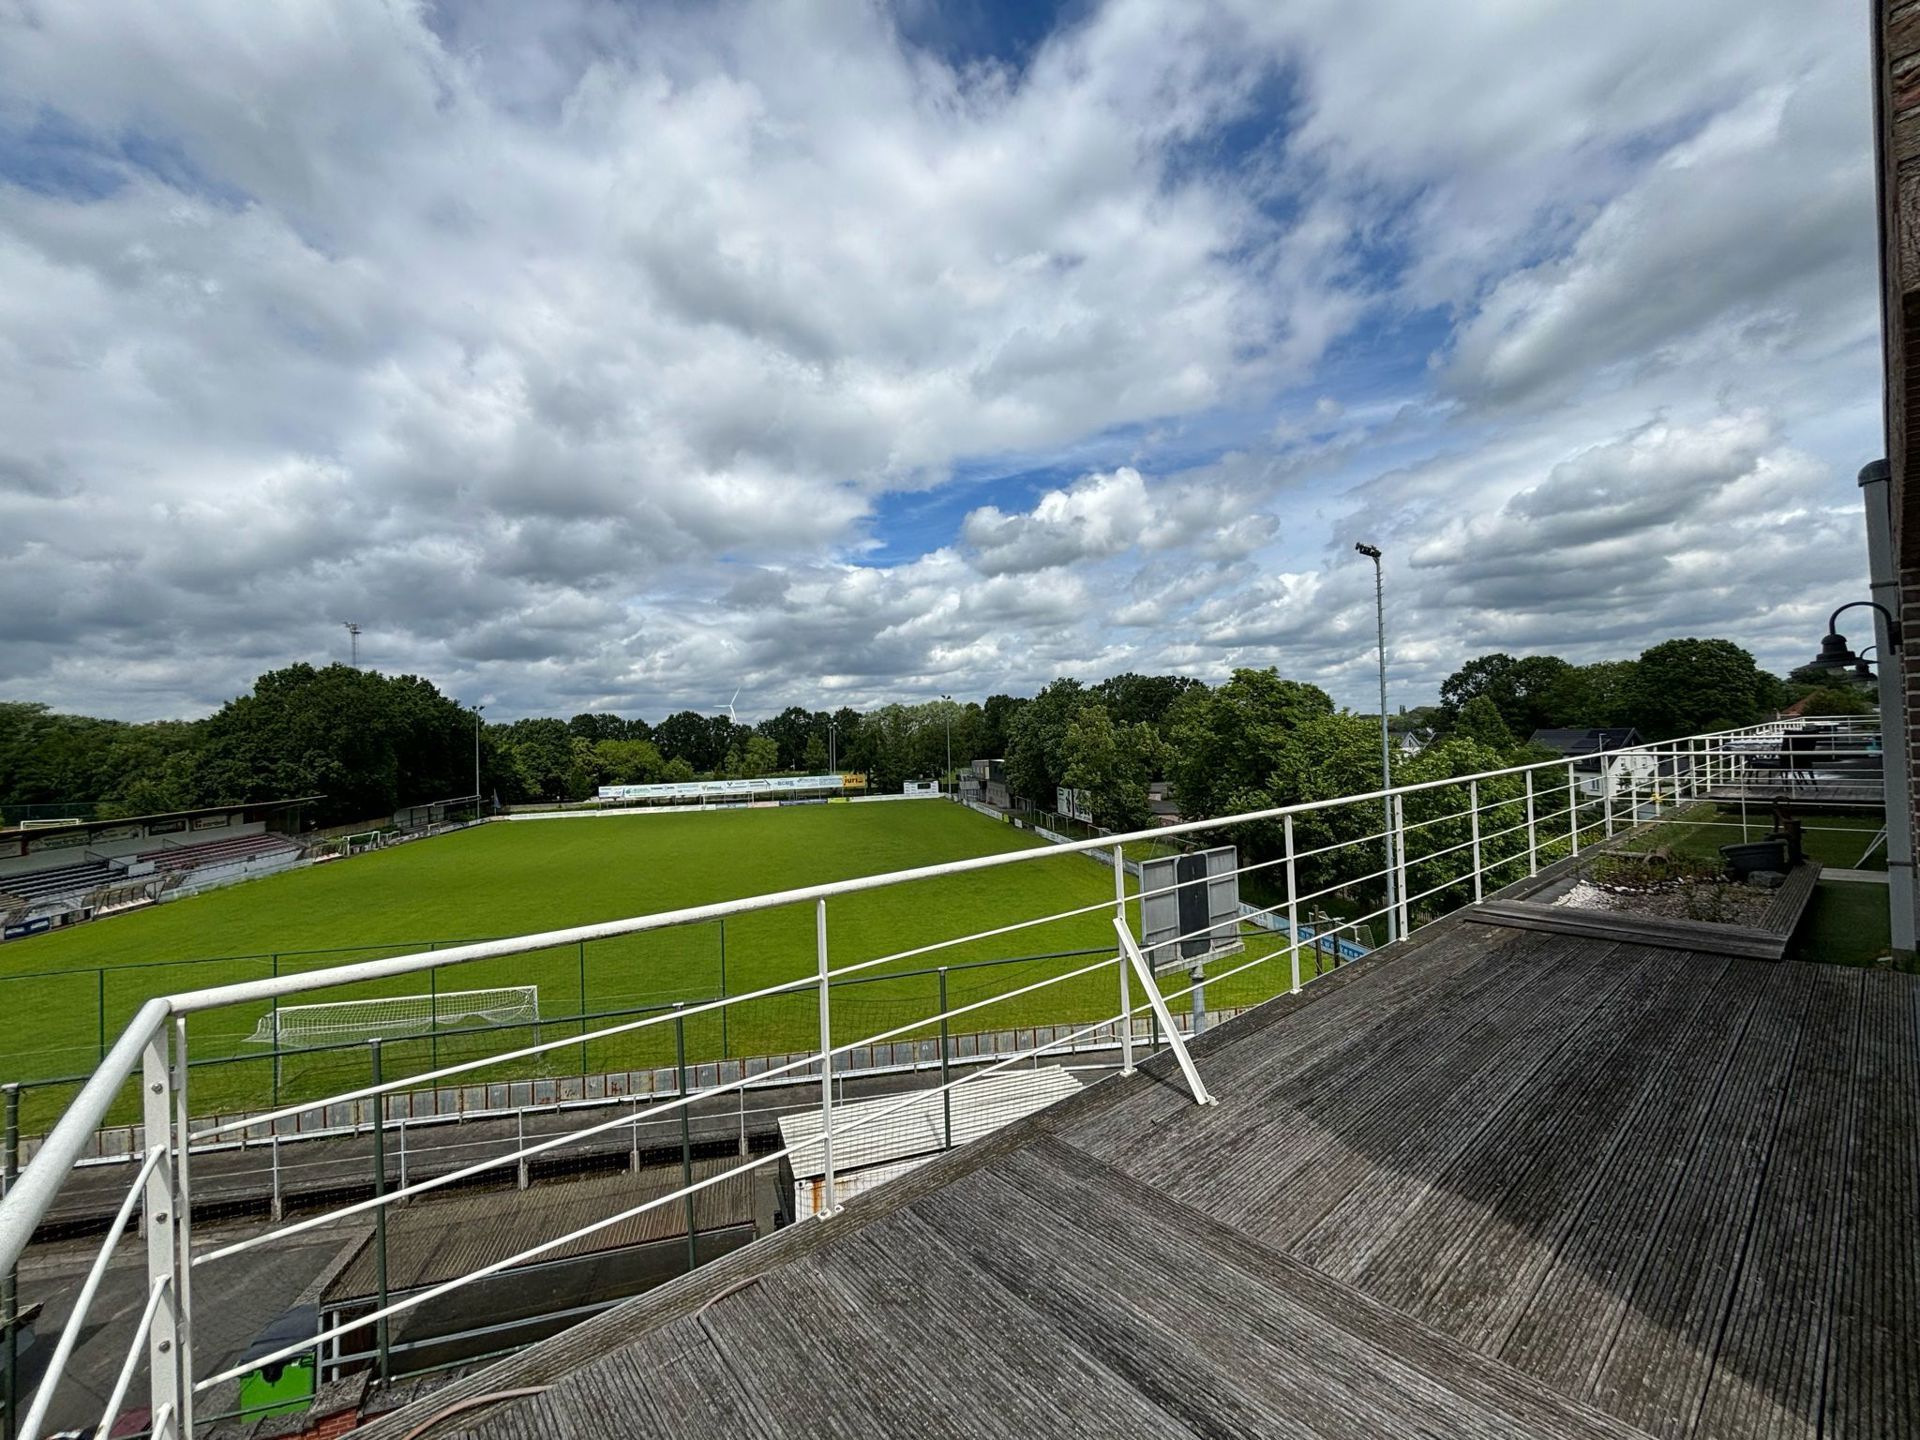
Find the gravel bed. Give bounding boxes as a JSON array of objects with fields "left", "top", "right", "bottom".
[{"left": 1553, "top": 877, "right": 1773, "bottom": 926}]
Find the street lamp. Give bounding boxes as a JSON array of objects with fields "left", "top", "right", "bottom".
[
  {"left": 941, "top": 694, "right": 953, "bottom": 798},
  {"left": 1806, "top": 601, "right": 1903, "bottom": 678},
  {"left": 1354, "top": 543, "right": 1398, "bottom": 943},
  {"left": 474, "top": 704, "right": 485, "bottom": 815}
]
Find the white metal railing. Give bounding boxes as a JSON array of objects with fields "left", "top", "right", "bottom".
[{"left": 0, "top": 717, "right": 1884, "bottom": 1438}]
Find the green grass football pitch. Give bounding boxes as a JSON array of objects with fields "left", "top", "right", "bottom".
[{"left": 2, "top": 803, "right": 1290, "bottom": 1128}]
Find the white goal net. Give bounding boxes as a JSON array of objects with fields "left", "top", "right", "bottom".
[{"left": 246, "top": 986, "right": 540, "bottom": 1049}]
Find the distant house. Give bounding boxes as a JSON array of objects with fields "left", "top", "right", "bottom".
[
  {"left": 972, "top": 758, "right": 1012, "bottom": 811},
  {"left": 1398, "top": 727, "right": 1435, "bottom": 757},
  {"left": 1527, "top": 727, "right": 1668, "bottom": 797},
  {"left": 1147, "top": 781, "right": 1181, "bottom": 826}
]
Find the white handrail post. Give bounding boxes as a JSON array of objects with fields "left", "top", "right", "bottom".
[
  {"left": 1525, "top": 770, "right": 1538, "bottom": 875},
  {"left": 141, "top": 1032, "right": 182, "bottom": 1440},
  {"left": 1113, "top": 845, "right": 1134, "bottom": 1075},
  {"left": 1567, "top": 764, "right": 1580, "bottom": 857},
  {"left": 1468, "top": 780, "right": 1483, "bottom": 904},
  {"left": 1111, "top": 918, "right": 1214, "bottom": 1106},
  {"left": 170, "top": 1017, "right": 194, "bottom": 1438},
  {"left": 815, "top": 899, "right": 836, "bottom": 1218},
  {"left": 1284, "top": 815, "right": 1301, "bottom": 992},
  {"left": 1392, "top": 793, "right": 1410, "bottom": 937},
  {"left": 1652, "top": 745, "right": 1664, "bottom": 819},
  {"left": 1603, "top": 761, "right": 1615, "bottom": 838}
]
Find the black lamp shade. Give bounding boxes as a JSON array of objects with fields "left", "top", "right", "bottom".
[{"left": 1810, "top": 632, "right": 1857, "bottom": 671}]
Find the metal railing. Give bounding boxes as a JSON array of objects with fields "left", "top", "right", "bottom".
[{"left": 0, "top": 717, "right": 1883, "bottom": 1438}]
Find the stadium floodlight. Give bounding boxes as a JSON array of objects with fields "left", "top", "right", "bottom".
[
  {"left": 474, "top": 703, "right": 485, "bottom": 813},
  {"left": 246, "top": 986, "right": 539, "bottom": 1049},
  {"left": 941, "top": 693, "right": 953, "bottom": 797},
  {"left": 341, "top": 621, "right": 361, "bottom": 667},
  {"left": 1354, "top": 542, "right": 1396, "bottom": 944}
]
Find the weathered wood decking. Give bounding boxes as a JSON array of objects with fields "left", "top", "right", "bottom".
[{"left": 360, "top": 918, "right": 1918, "bottom": 1440}]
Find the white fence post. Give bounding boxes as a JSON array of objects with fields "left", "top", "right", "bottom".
[
  {"left": 1114, "top": 846, "right": 1134, "bottom": 1075},
  {"left": 1568, "top": 764, "right": 1580, "bottom": 857},
  {"left": 815, "top": 899, "right": 836, "bottom": 1218},
  {"left": 1525, "top": 770, "right": 1538, "bottom": 875},
  {"left": 1284, "top": 815, "right": 1301, "bottom": 992},
  {"left": 1604, "top": 762, "right": 1615, "bottom": 838},
  {"left": 170, "top": 1017, "right": 194, "bottom": 1438},
  {"left": 1392, "top": 793, "right": 1411, "bottom": 937},
  {"left": 141, "top": 1031, "right": 181, "bottom": 1440},
  {"left": 1468, "top": 780, "right": 1483, "bottom": 903}
]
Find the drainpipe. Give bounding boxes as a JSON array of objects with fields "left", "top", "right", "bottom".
[{"left": 1859, "top": 460, "right": 1915, "bottom": 957}]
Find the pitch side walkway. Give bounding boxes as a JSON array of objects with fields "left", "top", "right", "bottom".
[{"left": 357, "top": 918, "right": 1918, "bottom": 1440}]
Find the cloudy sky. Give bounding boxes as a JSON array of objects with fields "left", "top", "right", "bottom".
[{"left": 0, "top": 0, "right": 1882, "bottom": 722}]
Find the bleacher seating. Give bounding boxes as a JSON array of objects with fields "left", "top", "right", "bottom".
[
  {"left": 138, "top": 831, "right": 298, "bottom": 873},
  {"left": 0, "top": 858, "right": 111, "bottom": 905}
]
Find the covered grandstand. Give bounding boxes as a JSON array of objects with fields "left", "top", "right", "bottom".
[{"left": 0, "top": 798, "right": 317, "bottom": 938}]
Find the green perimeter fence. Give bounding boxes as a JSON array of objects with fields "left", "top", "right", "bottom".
[
  {"left": 0, "top": 927, "right": 1351, "bottom": 1139},
  {"left": 0, "top": 777, "right": 1598, "bottom": 1138}
]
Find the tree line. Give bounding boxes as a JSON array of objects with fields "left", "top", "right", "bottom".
[{"left": 0, "top": 635, "right": 1868, "bottom": 831}]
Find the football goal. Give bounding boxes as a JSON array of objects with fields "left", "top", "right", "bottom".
[{"left": 246, "top": 986, "right": 541, "bottom": 1049}]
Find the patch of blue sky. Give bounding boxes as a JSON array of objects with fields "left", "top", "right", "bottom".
[
  {"left": 893, "top": 0, "right": 1085, "bottom": 75},
  {"left": 0, "top": 108, "right": 125, "bottom": 200},
  {"left": 0, "top": 108, "right": 251, "bottom": 210}
]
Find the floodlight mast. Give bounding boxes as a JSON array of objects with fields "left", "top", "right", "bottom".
[
  {"left": 1354, "top": 543, "right": 1397, "bottom": 943},
  {"left": 342, "top": 621, "right": 361, "bottom": 667},
  {"left": 942, "top": 693, "right": 953, "bottom": 798}
]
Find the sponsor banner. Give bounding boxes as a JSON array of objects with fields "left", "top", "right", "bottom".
[
  {"left": 191, "top": 813, "right": 232, "bottom": 830},
  {"left": 838, "top": 772, "right": 866, "bottom": 789},
  {"left": 0, "top": 838, "right": 21, "bottom": 859},
  {"left": 28, "top": 830, "right": 91, "bottom": 852},
  {"left": 146, "top": 818, "right": 188, "bottom": 836},
  {"left": 596, "top": 774, "right": 848, "bottom": 803},
  {"left": 901, "top": 780, "right": 940, "bottom": 796},
  {"left": 1057, "top": 786, "right": 1094, "bottom": 824},
  {"left": 3, "top": 916, "right": 54, "bottom": 940},
  {"left": 93, "top": 825, "right": 140, "bottom": 844}
]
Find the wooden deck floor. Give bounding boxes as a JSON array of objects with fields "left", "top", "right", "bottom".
[{"left": 358, "top": 919, "right": 1918, "bottom": 1440}]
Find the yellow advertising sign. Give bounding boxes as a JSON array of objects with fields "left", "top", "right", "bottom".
[{"left": 838, "top": 773, "right": 867, "bottom": 789}]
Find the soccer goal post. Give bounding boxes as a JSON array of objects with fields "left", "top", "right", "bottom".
[{"left": 246, "top": 986, "right": 540, "bottom": 1049}]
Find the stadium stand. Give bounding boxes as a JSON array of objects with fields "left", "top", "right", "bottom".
[
  {"left": 139, "top": 832, "right": 299, "bottom": 872},
  {"left": 0, "top": 858, "right": 111, "bottom": 905}
]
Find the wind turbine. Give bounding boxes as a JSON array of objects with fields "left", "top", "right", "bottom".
[{"left": 720, "top": 686, "right": 740, "bottom": 724}]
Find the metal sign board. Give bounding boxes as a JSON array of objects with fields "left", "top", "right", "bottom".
[{"left": 1138, "top": 846, "right": 1244, "bottom": 972}]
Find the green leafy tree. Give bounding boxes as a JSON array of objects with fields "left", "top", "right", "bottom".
[
  {"left": 1541, "top": 661, "right": 1640, "bottom": 729},
  {"left": 592, "top": 737, "right": 666, "bottom": 784},
  {"left": 1630, "top": 638, "right": 1781, "bottom": 737},
  {"left": 1062, "top": 705, "right": 1165, "bottom": 831},
  {"left": 980, "top": 694, "right": 1027, "bottom": 758},
  {"left": 1091, "top": 673, "right": 1204, "bottom": 729},
  {"left": 1452, "top": 696, "right": 1517, "bottom": 752},
  {"left": 1439, "top": 653, "right": 1572, "bottom": 736},
  {"left": 802, "top": 733, "right": 828, "bottom": 771},
  {"left": 1793, "top": 686, "right": 1875, "bottom": 717},
  {"left": 755, "top": 707, "right": 819, "bottom": 771},
  {"left": 1004, "top": 680, "right": 1090, "bottom": 805},
  {"left": 722, "top": 734, "right": 780, "bottom": 778},
  {"left": 1165, "top": 669, "right": 1334, "bottom": 821},
  {"left": 196, "top": 664, "right": 479, "bottom": 823}
]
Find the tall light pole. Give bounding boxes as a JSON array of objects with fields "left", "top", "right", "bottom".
[
  {"left": 474, "top": 704, "right": 485, "bottom": 815},
  {"left": 341, "top": 621, "right": 361, "bottom": 667},
  {"left": 1355, "top": 544, "right": 1397, "bottom": 943},
  {"left": 941, "top": 694, "right": 953, "bottom": 798}
]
